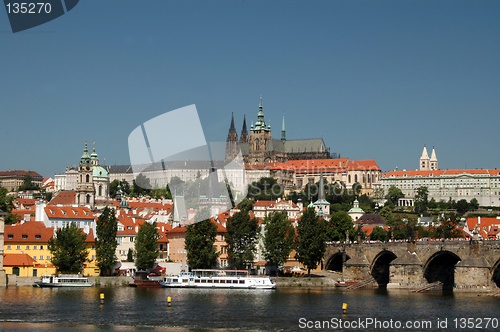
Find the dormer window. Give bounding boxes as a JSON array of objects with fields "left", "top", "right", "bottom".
[
  {"left": 8, "top": 235, "right": 13, "bottom": 239},
  {"left": 73, "top": 211, "right": 78, "bottom": 215},
  {"left": 84, "top": 211, "right": 89, "bottom": 216},
  {"left": 127, "top": 226, "right": 133, "bottom": 230},
  {"left": 50, "top": 210, "right": 55, "bottom": 215},
  {"left": 22, "top": 235, "right": 28, "bottom": 239},
  {"left": 35, "top": 235, "right": 41, "bottom": 239},
  {"left": 62, "top": 211, "right": 67, "bottom": 215}
]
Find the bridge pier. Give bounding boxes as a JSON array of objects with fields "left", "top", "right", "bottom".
[
  {"left": 455, "top": 240, "right": 491, "bottom": 290},
  {"left": 387, "top": 244, "right": 424, "bottom": 289}
]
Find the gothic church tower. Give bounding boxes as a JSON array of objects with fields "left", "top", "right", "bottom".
[
  {"left": 225, "top": 113, "right": 239, "bottom": 161},
  {"left": 248, "top": 96, "right": 271, "bottom": 164},
  {"left": 429, "top": 147, "right": 438, "bottom": 170}
]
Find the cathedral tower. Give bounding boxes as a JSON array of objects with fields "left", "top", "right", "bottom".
[
  {"left": 225, "top": 113, "right": 239, "bottom": 161},
  {"left": 240, "top": 115, "right": 248, "bottom": 144},
  {"left": 248, "top": 95, "right": 271, "bottom": 164}
]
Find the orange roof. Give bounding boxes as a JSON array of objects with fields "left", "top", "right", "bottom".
[
  {"left": 15, "top": 198, "right": 38, "bottom": 207},
  {"left": 253, "top": 200, "right": 275, "bottom": 207},
  {"left": 168, "top": 225, "right": 188, "bottom": 234},
  {"left": 45, "top": 206, "right": 94, "bottom": 220},
  {"left": 465, "top": 217, "right": 500, "bottom": 233},
  {"left": 11, "top": 208, "right": 35, "bottom": 219},
  {"left": 48, "top": 191, "right": 76, "bottom": 205},
  {"left": 345, "top": 160, "right": 381, "bottom": 171},
  {"left": 4, "top": 253, "right": 36, "bottom": 266},
  {"left": 4, "top": 221, "right": 54, "bottom": 243},
  {"left": 84, "top": 229, "right": 96, "bottom": 243},
  {"left": 117, "top": 217, "right": 146, "bottom": 235},
  {"left": 286, "top": 158, "right": 348, "bottom": 173}
]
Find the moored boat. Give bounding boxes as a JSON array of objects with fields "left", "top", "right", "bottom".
[
  {"left": 160, "top": 269, "right": 276, "bottom": 289},
  {"left": 33, "top": 274, "right": 93, "bottom": 287}
]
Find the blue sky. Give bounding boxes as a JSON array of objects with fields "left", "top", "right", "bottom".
[{"left": 1, "top": 0, "right": 499, "bottom": 178}]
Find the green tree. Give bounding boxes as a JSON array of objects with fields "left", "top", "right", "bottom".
[
  {"left": 131, "top": 174, "right": 152, "bottom": 197},
  {"left": 262, "top": 212, "right": 295, "bottom": 269},
  {"left": 295, "top": 208, "right": 327, "bottom": 275},
  {"left": 352, "top": 182, "right": 362, "bottom": 195},
  {"left": 435, "top": 219, "right": 463, "bottom": 239},
  {"left": 0, "top": 187, "right": 18, "bottom": 225},
  {"left": 456, "top": 199, "right": 469, "bottom": 215},
  {"left": 369, "top": 226, "right": 389, "bottom": 242},
  {"left": 134, "top": 221, "right": 159, "bottom": 270},
  {"left": 247, "top": 177, "right": 283, "bottom": 201},
  {"left": 226, "top": 211, "right": 259, "bottom": 269},
  {"left": 470, "top": 198, "right": 480, "bottom": 211},
  {"left": 379, "top": 206, "right": 393, "bottom": 224},
  {"left": 127, "top": 248, "right": 134, "bottom": 262},
  {"left": 18, "top": 173, "right": 39, "bottom": 191},
  {"left": 48, "top": 224, "right": 89, "bottom": 273},
  {"left": 385, "top": 186, "right": 404, "bottom": 206},
  {"left": 428, "top": 197, "right": 438, "bottom": 210},
  {"left": 96, "top": 207, "right": 118, "bottom": 275},
  {"left": 185, "top": 207, "right": 220, "bottom": 269},
  {"left": 325, "top": 211, "right": 354, "bottom": 242},
  {"left": 414, "top": 186, "right": 429, "bottom": 213}
]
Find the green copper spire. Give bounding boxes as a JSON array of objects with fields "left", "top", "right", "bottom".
[
  {"left": 91, "top": 142, "right": 98, "bottom": 160},
  {"left": 252, "top": 95, "right": 270, "bottom": 132},
  {"left": 80, "top": 140, "right": 91, "bottom": 165},
  {"left": 281, "top": 112, "right": 286, "bottom": 142}
]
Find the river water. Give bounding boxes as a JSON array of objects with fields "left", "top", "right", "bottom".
[{"left": 0, "top": 286, "right": 499, "bottom": 331}]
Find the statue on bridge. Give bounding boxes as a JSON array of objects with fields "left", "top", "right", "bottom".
[{"left": 407, "top": 224, "right": 414, "bottom": 243}]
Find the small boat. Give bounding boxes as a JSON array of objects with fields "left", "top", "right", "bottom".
[
  {"left": 129, "top": 271, "right": 161, "bottom": 287},
  {"left": 335, "top": 280, "right": 358, "bottom": 288},
  {"left": 160, "top": 269, "right": 276, "bottom": 289},
  {"left": 33, "top": 274, "right": 93, "bottom": 287}
]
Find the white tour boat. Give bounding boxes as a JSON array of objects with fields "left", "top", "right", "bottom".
[
  {"left": 33, "top": 274, "right": 93, "bottom": 287},
  {"left": 160, "top": 269, "right": 276, "bottom": 289}
]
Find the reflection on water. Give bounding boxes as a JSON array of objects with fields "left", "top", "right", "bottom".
[{"left": 0, "top": 286, "right": 499, "bottom": 331}]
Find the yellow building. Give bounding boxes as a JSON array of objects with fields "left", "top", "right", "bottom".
[{"left": 4, "top": 221, "right": 99, "bottom": 277}]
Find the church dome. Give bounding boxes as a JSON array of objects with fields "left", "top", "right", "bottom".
[{"left": 93, "top": 165, "right": 109, "bottom": 178}]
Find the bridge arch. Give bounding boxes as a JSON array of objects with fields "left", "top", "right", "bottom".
[
  {"left": 424, "top": 251, "right": 461, "bottom": 290},
  {"left": 491, "top": 258, "right": 500, "bottom": 288},
  {"left": 325, "top": 252, "right": 350, "bottom": 273},
  {"left": 370, "top": 250, "right": 397, "bottom": 288}
]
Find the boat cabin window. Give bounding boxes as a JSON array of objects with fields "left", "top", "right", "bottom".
[
  {"left": 182, "top": 279, "right": 188, "bottom": 283},
  {"left": 232, "top": 280, "right": 238, "bottom": 284},
  {"left": 220, "top": 280, "right": 225, "bottom": 283},
  {"left": 239, "top": 280, "right": 245, "bottom": 284},
  {"left": 214, "top": 280, "right": 219, "bottom": 283},
  {"left": 195, "top": 279, "right": 200, "bottom": 283},
  {"left": 172, "top": 279, "right": 178, "bottom": 282},
  {"left": 201, "top": 279, "right": 207, "bottom": 283},
  {"left": 208, "top": 279, "right": 213, "bottom": 283}
]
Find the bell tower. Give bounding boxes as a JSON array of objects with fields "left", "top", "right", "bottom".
[
  {"left": 76, "top": 141, "right": 95, "bottom": 207},
  {"left": 248, "top": 95, "right": 271, "bottom": 164}
]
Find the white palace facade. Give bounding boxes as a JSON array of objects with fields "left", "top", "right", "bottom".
[{"left": 379, "top": 147, "right": 500, "bottom": 207}]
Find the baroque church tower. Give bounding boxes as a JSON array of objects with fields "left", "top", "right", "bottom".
[
  {"left": 76, "top": 141, "right": 110, "bottom": 207},
  {"left": 76, "top": 141, "right": 95, "bottom": 206}
]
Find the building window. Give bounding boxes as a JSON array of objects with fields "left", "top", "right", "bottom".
[
  {"left": 33, "top": 245, "right": 37, "bottom": 250},
  {"left": 40, "top": 245, "right": 44, "bottom": 250},
  {"left": 7, "top": 245, "right": 11, "bottom": 250},
  {"left": 33, "top": 256, "right": 37, "bottom": 260},
  {"left": 22, "top": 235, "right": 28, "bottom": 239},
  {"left": 130, "top": 237, "right": 134, "bottom": 242},
  {"left": 47, "top": 256, "right": 50, "bottom": 260},
  {"left": 86, "top": 174, "right": 90, "bottom": 182},
  {"left": 7, "top": 235, "right": 13, "bottom": 239},
  {"left": 92, "top": 245, "right": 95, "bottom": 249},
  {"left": 16, "top": 245, "right": 21, "bottom": 250},
  {"left": 26, "top": 245, "right": 30, "bottom": 250},
  {"left": 91, "top": 255, "right": 95, "bottom": 260}
]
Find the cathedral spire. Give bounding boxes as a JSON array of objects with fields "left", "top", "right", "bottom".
[
  {"left": 230, "top": 112, "right": 236, "bottom": 131},
  {"left": 420, "top": 145, "right": 430, "bottom": 170},
  {"left": 80, "top": 140, "right": 91, "bottom": 165},
  {"left": 240, "top": 115, "right": 248, "bottom": 143},
  {"left": 253, "top": 95, "right": 269, "bottom": 132},
  {"left": 281, "top": 112, "right": 286, "bottom": 142},
  {"left": 430, "top": 146, "right": 438, "bottom": 170}
]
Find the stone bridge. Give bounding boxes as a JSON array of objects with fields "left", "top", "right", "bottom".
[{"left": 323, "top": 239, "right": 500, "bottom": 290}]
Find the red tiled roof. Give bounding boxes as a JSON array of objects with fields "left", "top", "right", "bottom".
[
  {"left": 117, "top": 217, "right": 146, "bottom": 235},
  {"left": 15, "top": 198, "right": 37, "bottom": 207},
  {"left": 4, "top": 253, "right": 36, "bottom": 266},
  {"left": 48, "top": 191, "right": 76, "bottom": 206},
  {"left": 286, "top": 158, "right": 349, "bottom": 173},
  {"left": 84, "top": 229, "right": 96, "bottom": 243},
  {"left": 345, "top": 160, "right": 381, "bottom": 171},
  {"left": 11, "top": 208, "right": 35, "bottom": 219},
  {"left": 4, "top": 221, "right": 54, "bottom": 243},
  {"left": 45, "top": 206, "right": 94, "bottom": 220}
]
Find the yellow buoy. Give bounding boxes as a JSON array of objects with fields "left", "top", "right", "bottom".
[
  {"left": 100, "top": 293, "right": 105, "bottom": 304},
  {"left": 167, "top": 296, "right": 172, "bottom": 307},
  {"left": 342, "top": 303, "right": 347, "bottom": 313}
]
